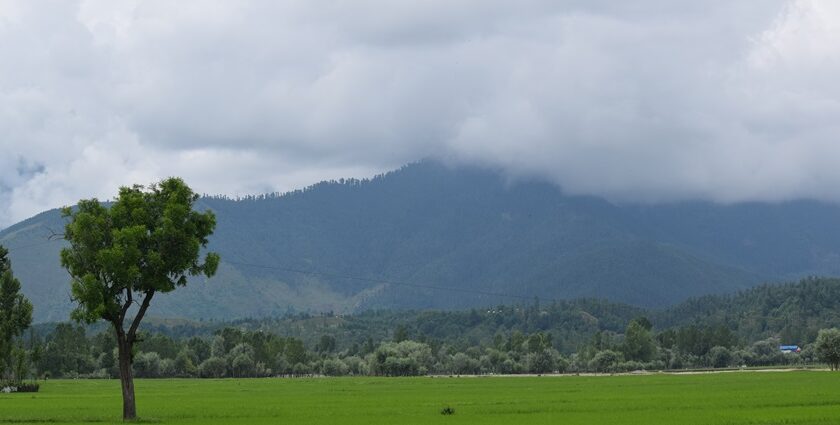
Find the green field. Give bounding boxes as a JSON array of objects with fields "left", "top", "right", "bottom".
[{"left": 2, "top": 372, "right": 839, "bottom": 424}]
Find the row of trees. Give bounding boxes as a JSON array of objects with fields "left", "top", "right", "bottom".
[{"left": 15, "top": 318, "right": 840, "bottom": 380}]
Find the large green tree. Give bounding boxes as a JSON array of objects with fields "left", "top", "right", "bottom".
[
  {"left": 815, "top": 328, "right": 840, "bottom": 371},
  {"left": 60, "top": 178, "right": 219, "bottom": 420},
  {"left": 0, "top": 245, "right": 34, "bottom": 382},
  {"left": 621, "top": 317, "right": 656, "bottom": 362}
]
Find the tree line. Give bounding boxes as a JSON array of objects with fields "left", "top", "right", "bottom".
[
  {"left": 14, "top": 314, "right": 840, "bottom": 380},
  {"left": 10, "top": 272, "right": 840, "bottom": 381}
]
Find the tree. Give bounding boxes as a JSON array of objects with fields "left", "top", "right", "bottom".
[
  {"left": 60, "top": 178, "right": 219, "bottom": 420},
  {"left": 525, "top": 348, "right": 560, "bottom": 374},
  {"left": 198, "top": 357, "right": 227, "bottom": 378},
  {"left": 285, "top": 338, "right": 307, "bottom": 366},
  {"left": 229, "top": 343, "right": 255, "bottom": 377},
  {"left": 622, "top": 319, "right": 656, "bottom": 362},
  {"left": 589, "top": 350, "right": 622, "bottom": 373},
  {"left": 815, "top": 328, "right": 840, "bottom": 371},
  {"left": 133, "top": 352, "right": 162, "bottom": 378},
  {"left": 393, "top": 325, "right": 408, "bottom": 343},
  {"left": 371, "top": 341, "right": 433, "bottom": 376},
  {"left": 316, "top": 335, "right": 337, "bottom": 354},
  {"left": 708, "top": 346, "right": 732, "bottom": 369},
  {"left": 0, "top": 245, "right": 33, "bottom": 382}
]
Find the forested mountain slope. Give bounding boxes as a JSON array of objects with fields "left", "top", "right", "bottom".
[
  {"left": 4, "top": 161, "right": 840, "bottom": 322},
  {"left": 36, "top": 277, "right": 840, "bottom": 355}
]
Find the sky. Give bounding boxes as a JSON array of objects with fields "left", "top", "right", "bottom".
[{"left": 1, "top": 0, "right": 839, "bottom": 228}]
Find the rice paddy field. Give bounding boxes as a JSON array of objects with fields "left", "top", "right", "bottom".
[{"left": 2, "top": 371, "right": 839, "bottom": 424}]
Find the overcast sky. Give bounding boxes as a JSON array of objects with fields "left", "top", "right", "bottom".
[{"left": 1, "top": 0, "right": 839, "bottom": 227}]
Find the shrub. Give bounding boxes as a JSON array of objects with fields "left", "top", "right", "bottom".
[
  {"left": 174, "top": 350, "right": 197, "bottom": 377},
  {"left": 371, "top": 341, "right": 433, "bottom": 376},
  {"left": 291, "top": 362, "right": 312, "bottom": 376},
  {"left": 159, "top": 359, "right": 176, "bottom": 377},
  {"left": 0, "top": 382, "right": 39, "bottom": 393},
  {"left": 589, "top": 350, "right": 622, "bottom": 373},
  {"left": 321, "top": 358, "right": 349, "bottom": 376},
  {"left": 198, "top": 357, "right": 227, "bottom": 378},
  {"left": 133, "top": 352, "right": 162, "bottom": 378},
  {"left": 616, "top": 361, "right": 644, "bottom": 373},
  {"left": 342, "top": 356, "right": 368, "bottom": 376},
  {"left": 450, "top": 353, "right": 481, "bottom": 375},
  {"left": 816, "top": 328, "right": 840, "bottom": 370},
  {"left": 708, "top": 346, "right": 733, "bottom": 369},
  {"left": 524, "top": 349, "right": 559, "bottom": 374}
]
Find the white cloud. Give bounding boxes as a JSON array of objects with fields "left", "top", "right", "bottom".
[{"left": 2, "top": 0, "right": 839, "bottom": 227}]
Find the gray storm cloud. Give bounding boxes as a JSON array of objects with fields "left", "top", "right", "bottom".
[{"left": 1, "top": 0, "right": 838, "bottom": 227}]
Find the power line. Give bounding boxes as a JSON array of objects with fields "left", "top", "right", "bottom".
[{"left": 225, "top": 259, "right": 540, "bottom": 302}]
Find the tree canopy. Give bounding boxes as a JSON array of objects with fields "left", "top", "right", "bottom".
[{"left": 815, "top": 328, "right": 840, "bottom": 371}]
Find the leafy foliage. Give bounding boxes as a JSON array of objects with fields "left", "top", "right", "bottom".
[
  {"left": 815, "top": 328, "right": 840, "bottom": 370},
  {"left": 0, "top": 245, "right": 33, "bottom": 382},
  {"left": 59, "top": 178, "right": 219, "bottom": 420},
  {"left": 60, "top": 179, "right": 219, "bottom": 324}
]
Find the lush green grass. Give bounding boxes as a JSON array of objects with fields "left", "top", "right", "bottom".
[{"left": 2, "top": 372, "right": 840, "bottom": 424}]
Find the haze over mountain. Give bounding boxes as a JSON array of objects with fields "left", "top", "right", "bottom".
[
  {"left": 4, "top": 161, "right": 840, "bottom": 323},
  {"left": 3, "top": 2, "right": 840, "bottom": 230}
]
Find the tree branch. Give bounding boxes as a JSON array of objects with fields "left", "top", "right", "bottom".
[
  {"left": 119, "top": 287, "right": 133, "bottom": 323},
  {"left": 127, "top": 290, "right": 154, "bottom": 342}
]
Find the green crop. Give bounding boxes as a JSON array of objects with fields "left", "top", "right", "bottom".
[{"left": 2, "top": 372, "right": 838, "bottom": 424}]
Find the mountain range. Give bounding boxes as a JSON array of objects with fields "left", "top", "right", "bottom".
[{"left": 4, "top": 160, "right": 840, "bottom": 323}]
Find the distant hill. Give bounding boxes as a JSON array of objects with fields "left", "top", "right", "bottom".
[
  {"left": 5, "top": 160, "right": 840, "bottom": 322},
  {"left": 36, "top": 277, "right": 840, "bottom": 353}
]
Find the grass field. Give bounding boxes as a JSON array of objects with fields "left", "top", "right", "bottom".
[{"left": 2, "top": 372, "right": 840, "bottom": 424}]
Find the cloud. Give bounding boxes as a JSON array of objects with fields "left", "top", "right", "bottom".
[{"left": 1, "top": 0, "right": 839, "bottom": 227}]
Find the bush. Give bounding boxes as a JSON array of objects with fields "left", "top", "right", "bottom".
[
  {"left": 159, "top": 359, "right": 176, "bottom": 377},
  {"left": 321, "top": 358, "right": 349, "bottom": 376},
  {"left": 749, "top": 338, "right": 784, "bottom": 366},
  {"left": 708, "top": 346, "right": 733, "bottom": 369},
  {"left": 816, "top": 328, "right": 840, "bottom": 370},
  {"left": 524, "top": 349, "right": 559, "bottom": 374},
  {"left": 174, "top": 350, "right": 197, "bottom": 377},
  {"left": 0, "top": 382, "right": 39, "bottom": 393},
  {"left": 231, "top": 353, "right": 255, "bottom": 377},
  {"left": 589, "top": 350, "right": 622, "bottom": 373},
  {"left": 291, "top": 362, "right": 312, "bottom": 376},
  {"left": 371, "top": 341, "right": 433, "bottom": 376},
  {"left": 646, "top": 360, "right": 666, "bottom": 371},
  {"left": 133, "top": 352, "right": 161, "bottom": 378},
  {"left": 450, "top": 353, "right": 481, "bottom": 375},
  {"left": 342, "top": 356, "right": 368, "bottom": 376},
  {"left": 198, "top": 357, "right": 227, "bottom": 378},
  {"left": 616, "top": 361, "right": 644, "bottom": 373}
]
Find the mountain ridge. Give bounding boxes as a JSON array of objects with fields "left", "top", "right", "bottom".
[{"left": 4, "top": 160, "right": 840, "bottom": 323}]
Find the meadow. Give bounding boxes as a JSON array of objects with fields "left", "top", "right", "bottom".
[{"left": 2, "top": 371, "right": 839, "bottom": 424}]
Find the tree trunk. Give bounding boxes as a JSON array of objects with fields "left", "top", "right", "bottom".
[{"left": 117, "top": 337, "right": 137, "bottom": 420}]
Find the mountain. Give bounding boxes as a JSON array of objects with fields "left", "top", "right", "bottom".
[{"left": 4, "top": 160, "right": 840, "bottom": 322}]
